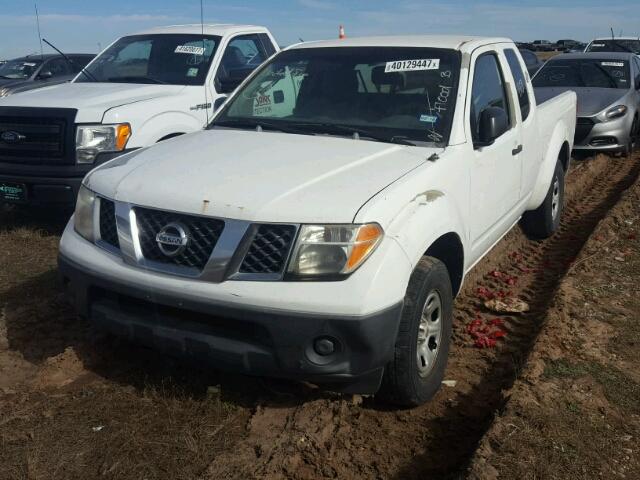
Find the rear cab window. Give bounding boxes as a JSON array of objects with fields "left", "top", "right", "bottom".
[{"left": 504, "top": 49, "right": 531, "bottom": 121}]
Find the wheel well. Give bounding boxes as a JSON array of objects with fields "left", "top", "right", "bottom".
[
  {"left": 157, "top": 132, "right": 185, "bottom": 143},
  {"left": 425, "top": 233, "right": 464, "bottom": 296},
  {"left": 560, "top": 141, "right": 570, "bottom": 171}
]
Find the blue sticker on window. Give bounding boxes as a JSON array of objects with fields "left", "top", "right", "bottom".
[{"left": 419, "top": 114, "right": 438, "bottom": 123}]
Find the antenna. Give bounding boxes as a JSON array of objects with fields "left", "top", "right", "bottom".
[
  {"left": 200, "top": 0, "right": 210, "bottom": 124},
  {"left": 34, "top": 3, "right": 44, "bottom": 59},
  {"left": 611, "top": 27, "right": 615, "bottom": 40}
]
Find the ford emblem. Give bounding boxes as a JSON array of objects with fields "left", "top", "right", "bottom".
[{"left": 0, "top": 130, "right": 26, "bottom": 144}]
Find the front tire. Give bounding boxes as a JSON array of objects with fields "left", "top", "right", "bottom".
[
  {"left": 521, "top": 158, "right": 565, "bottom": 240},
  {"left": 621, "top": 118, "right": 637, "bottom": 157},
  {"left": 378, "top": 257, "right": 453, "bottom": 407}
]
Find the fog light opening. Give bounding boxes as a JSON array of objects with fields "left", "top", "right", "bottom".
[{"left": 314, "top": 337, "right": 337, "bottom": 356}]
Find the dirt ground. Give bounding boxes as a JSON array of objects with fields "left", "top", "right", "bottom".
[{"left": 1, "top": 152, "right": 639, "bottom": 479}]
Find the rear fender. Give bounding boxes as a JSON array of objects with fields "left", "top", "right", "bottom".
[{"left": 526, "top": 124, "right": 570, "bottom": 210}]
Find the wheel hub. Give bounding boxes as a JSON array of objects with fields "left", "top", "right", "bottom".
[{"left": 416, "top": 290, "right": 443, "bottom": 377}]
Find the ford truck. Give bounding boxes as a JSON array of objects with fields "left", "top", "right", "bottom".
[{"left": 0, "top": 24, "right": 277, "bottom": 206}]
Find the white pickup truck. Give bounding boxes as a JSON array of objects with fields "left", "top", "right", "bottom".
[
  {"left": 0, "top": 24, "right": 277, "bottom": 206},
  {"left": 59, "top": 36, "right": 577, "bottom": 406}
]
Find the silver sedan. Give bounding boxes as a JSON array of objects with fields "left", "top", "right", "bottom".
[{"left": 533, "top": 52, "right": 640, "bottom": 156}]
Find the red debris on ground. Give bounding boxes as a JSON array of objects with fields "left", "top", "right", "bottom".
[{"left": 466, "top": 315, "right": 508, "bottom": 349}]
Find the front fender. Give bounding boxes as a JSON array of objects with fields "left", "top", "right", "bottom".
[
  {"left": 134, "top": 111, "right": 204, "bottom": 146},
  {"left": 385, "top": 190, "right": 467, "bottom": 271},
  {"left": 526, "top": 123, "right": 569, "bottom": 210}
]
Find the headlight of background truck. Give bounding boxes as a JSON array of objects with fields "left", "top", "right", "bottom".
[
  {"left": 74, "top": 185, "right": 96, "bottom": 242},
  {"left": 287, "top": 223, "right": 383, "bottom": 278},
  {"left": 76, "top": 123, "right": 131, "bottom": 164}
]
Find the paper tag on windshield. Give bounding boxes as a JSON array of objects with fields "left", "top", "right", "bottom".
[
  {"left": 23, "top": 62, "right": 37, "bottom": 67},
  {"left": 175, "top": 45, "right": 205, "bottom": 55},
  {"left": 601, "top": 61, "right": 624, "bottom": 67},
  {"left": 385, "top": 59, "right": 440, "bottom": 73}
]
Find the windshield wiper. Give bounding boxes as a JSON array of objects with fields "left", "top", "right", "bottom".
[
  {"left": 296, "top": 123, "right": 416, "bottom": 146},
  {"left": 107, "top": 76, "right": 167, "bottom": 85},
  {"left": 211, "top": 119, "right": 314, "bottom": 135}
]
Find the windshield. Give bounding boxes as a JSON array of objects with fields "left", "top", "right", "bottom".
[
  {"left": 211, "top": 46, "right": 461, "bottom": 146},
  {"left": 586, "top": 39, "right": 640, "bottom": 54},
  {"left": 0, "top": 59, "right": 42, "bottom": 80},
  {"left": 533, "top": 58, "right": 630, "bottom": 89},
  {"left": 77, "top": 34, "right": 220, "bottom": 85}
]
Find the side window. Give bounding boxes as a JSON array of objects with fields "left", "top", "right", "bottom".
[
  {"left": 470, "top": 53, "right": 511, "bottom": 142},
  {"left": 504, "top": 49, "right": 531, "bottom": 121},
  {"left": 216, "top": 34, "right": 267, "bottom": 92},
  {"left": 70, "top": 56, "right": 92, "bottom": 73},
  {"left": 259, "top": 33, "right": 277, "bottom": 57},
  {"left": 44, "top": 58, "right": 70, "bottom": 77}
]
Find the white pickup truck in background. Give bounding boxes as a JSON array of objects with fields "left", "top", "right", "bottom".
[
  {"left": 0, "top": 24, "right": 278, "bottom": 206},
  {"left": 59, "top": 36, "right": 577, "bottom": 406}
]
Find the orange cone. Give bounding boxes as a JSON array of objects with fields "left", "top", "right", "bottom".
[{"left": 339, "top": 25, "right": 346, "bottom": 39}]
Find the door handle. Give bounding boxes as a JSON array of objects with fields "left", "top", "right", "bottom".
[{"left": 512, "top": 145, "right": 523, "bottom": 155}]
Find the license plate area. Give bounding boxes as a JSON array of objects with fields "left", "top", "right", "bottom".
[{"left": 0, "top": 182, "right": 27, "bottom": 202}]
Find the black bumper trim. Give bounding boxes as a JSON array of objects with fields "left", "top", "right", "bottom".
[
  {"left": 58, "top": 254, "right": 404, "bottom": 394},
  {"left": 0, "top": 150, "right": 136, "bottom": 206}
]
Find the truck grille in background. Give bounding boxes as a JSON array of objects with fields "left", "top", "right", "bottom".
[
  {"left": 99, "top": 199, "right": 120, "bottom": 249},
  {"left": 239, "top": 225, "right": 297, "bottom": 274},
  {"left": 134, "top": 207, "right": 224, "bottom": 270},
  {"left": 0, "top": 116, "right": 68, "bottom": 164},
  {"left": 574, "top": 117, "right": 595, "bottom": 145}
]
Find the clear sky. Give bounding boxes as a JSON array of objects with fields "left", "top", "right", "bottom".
[{"left": 1, "top": 0, "right": 639, "bottom": 58}]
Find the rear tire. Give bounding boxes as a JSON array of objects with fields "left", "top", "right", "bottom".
[
  {"left": 521, "top": 158, "right": 565, "bottom": 240},
  {"left": 378, "top": 257, "right": 453, "bottom": 407}
]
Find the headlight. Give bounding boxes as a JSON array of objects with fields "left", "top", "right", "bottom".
[
  {"left": 287, "top": 223, "right": 383, "bottom": 278},
  {"left": 76, "top": 123, "right": 131, "bottom": 164},
  {"left": 74, "top": 185, "right": 96, "bottom": 242},
  {"left": 0, "top": 88, "right": 10, "bottom": 97},
  {"left": 605, "top": 105, "right": 627, "bottom": 120}
]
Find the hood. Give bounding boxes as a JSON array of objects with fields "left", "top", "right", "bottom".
[
  {"left": 535, "top": 86, "right": 627, "bottom": 117},
  {"left": 0, "top": 78, "right": 29, "bottom": 90},
  {"left": 86, "top": 129, "right": 433, "bottom": 224},
  {"left": 0, "top": 82, "right": 185, "bottom": 122}
]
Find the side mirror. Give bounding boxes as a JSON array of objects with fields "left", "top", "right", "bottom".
[
  {"left": 38, "top": 70, "right": 53, "bottom": 80},
  {"left": 475, "top": 107, "right": 509, "bottom": 148},
  {"left": 216, "top": 67, "right": 255, "bottom": 94}
]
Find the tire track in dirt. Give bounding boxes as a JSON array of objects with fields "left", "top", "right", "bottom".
[{"left": 202, "top": 153, "right": 640, "bottom": 480}]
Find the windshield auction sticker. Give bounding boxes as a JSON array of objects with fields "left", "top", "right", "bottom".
[
  {"left": 175, "top": 45, "right": 205, "bottom": 55},
  {"left": 601, "top": 62, "right": 625, "bottom": 67},
  {"left": 385, "top": 59, "right": 440, "bottom": 73}
]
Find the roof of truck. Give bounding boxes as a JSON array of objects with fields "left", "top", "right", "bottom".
[
  {"left": 288, "top": 35, "right": 512, "bottom": 51},
  {"left": 132, "top": 24, "right": 270, "bottom": 36}
]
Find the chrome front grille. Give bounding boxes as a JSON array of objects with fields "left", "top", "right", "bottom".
[
  {"left": 134, "top": 207, "right": 225, "bottom": 270},
  {"left": 93, "top": 200, "right": 299, "bottom": 281}
]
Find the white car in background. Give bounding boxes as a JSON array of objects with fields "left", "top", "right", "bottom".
[{"left": 0, "top": 24, "right": 278, "bottom": 207}]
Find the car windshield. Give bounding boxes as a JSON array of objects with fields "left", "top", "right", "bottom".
[
  {"left": 0, "top": 59, "right": 42, "bottom": 80},
  {"left": 211, "top": 46, "right": 461, "bottom": 146},
  {"left": 76, "top": 34, "right": 220, "bottom": 85},
  {"left": 587, "top": 39, "right": 640, "bottom": 55},
  {"left": 533, "top": 58, "right": 630, "bottom": 89}
]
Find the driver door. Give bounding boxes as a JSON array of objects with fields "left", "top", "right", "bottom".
[{"left": 468, "top": 49, "right": 522, "bottom": 260}]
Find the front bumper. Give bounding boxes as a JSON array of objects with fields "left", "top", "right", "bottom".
[
  {"left": 573, "top": 115, "right": 632, "bottom": 152},
  {"left": 58, "top": 253, "right": 404, "bottom": 393},
  {"left": 0, "top": 151, "right": 135, "bottom": 207}
]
